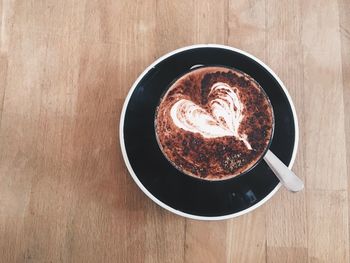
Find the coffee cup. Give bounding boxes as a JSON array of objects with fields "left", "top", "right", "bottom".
[{"left": 155, "top": 66, "right": 274, "bottom": 181}]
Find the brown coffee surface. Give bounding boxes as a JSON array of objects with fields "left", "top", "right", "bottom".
[{"left": 155, "top": 66, "right": 274, "bottom": 181}]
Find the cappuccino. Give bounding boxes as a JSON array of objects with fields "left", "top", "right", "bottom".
[{"left": 155, "top": 66, "right": 273, "bottom": 180}]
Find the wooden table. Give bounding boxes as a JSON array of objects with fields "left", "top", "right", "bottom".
[{"left": 0, "top": 0, "right": 349, "bottom": 262}]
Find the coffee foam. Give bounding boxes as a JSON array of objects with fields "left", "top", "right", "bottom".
[
  {"left": 170, "top": 82, "right": 252, "bottom": 149},
  {"left": 155, "top": 66, "right": 274, "bottom": 180}
]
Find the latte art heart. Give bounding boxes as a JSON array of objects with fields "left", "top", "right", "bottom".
[{"left": 170, "top": 82, "right": 252, "bottom": 149}]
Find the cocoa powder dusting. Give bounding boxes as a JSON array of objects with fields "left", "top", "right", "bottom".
[{"left": 155, "top": 66, "right": 273, "bottom": 181}]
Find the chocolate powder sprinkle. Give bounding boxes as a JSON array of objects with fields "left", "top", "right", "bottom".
[{"left": 155, "top": 66, "right": 273, "bottom": 181}]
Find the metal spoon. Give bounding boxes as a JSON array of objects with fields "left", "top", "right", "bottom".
[{"left": 263, "top": 150, "right": 304, "bottom": 192}]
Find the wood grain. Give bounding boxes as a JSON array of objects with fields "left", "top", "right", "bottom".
[
  {"left": 0, "top": 0, "right": 349, "bottom": 262},
  {"left": 339, "top": 1, "right": 350, "bottom": 261}
]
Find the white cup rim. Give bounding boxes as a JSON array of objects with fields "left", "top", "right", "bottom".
[{"left": 119, "top": 44, "right": 299, "bottom": 221}]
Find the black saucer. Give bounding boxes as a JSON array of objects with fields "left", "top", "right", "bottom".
[{"left": 120, "top": 45, "right": 298, "bottom": 220}]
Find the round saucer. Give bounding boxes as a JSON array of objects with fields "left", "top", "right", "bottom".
[{"left": 120, "top": 44, "right": 298, "bottom": 220}]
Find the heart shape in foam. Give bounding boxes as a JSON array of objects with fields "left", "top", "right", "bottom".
[{"left": 170, "top": 82, "right": 252, "bottom": 149}]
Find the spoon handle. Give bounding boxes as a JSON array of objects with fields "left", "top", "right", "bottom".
[{"left": 263, "top": 150, "right": 304, "bottom": 192}]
